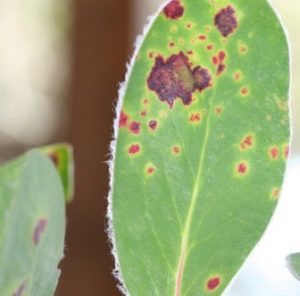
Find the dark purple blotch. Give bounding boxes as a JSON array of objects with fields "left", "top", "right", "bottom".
[
  {"left": 147, "top": 52, "right": 211, "bottom": 108},
  {"left": 214, "top": 6, "right": 238, "bottom": 37}
]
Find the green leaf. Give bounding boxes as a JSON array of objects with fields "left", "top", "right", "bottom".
[
  {"left": 0, "top": 150, "right": 66, "bottom": 295},
  {"left": 287, "top": 253, "right": 300, "bottom": 281},
  {"left": 110, "top": 0, "right": 290, "bottom": 295},
  {"left": 40, "top": 143, "right": 74, "bottom": 202}
]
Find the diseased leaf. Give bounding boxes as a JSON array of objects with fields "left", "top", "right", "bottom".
[
  {"left": 40, "top": 143, "right": 74, "bottom": 202},
  {"left": 0, "top": 150, "right": 66, "bottom": 295},
  {"left": 287, "top": 253, "right": 300, "bottom": 281},
  {"left": 110, "top": 0, "right": 290, "bottom": 295}
]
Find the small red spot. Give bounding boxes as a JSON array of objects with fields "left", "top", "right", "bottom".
[
  {"left": 240, "top": 86, "right": 249, "bottom": 96},
  {"left": 269, "top": 146, "right": 279, "bottom": 159},
  {"left": 147, "top": 167, "right": 155, "bottom": 175},
  {"left": 234, "top": 71, "right": 241, "bottom": 81},
  {"left": 237, "top": 162, "right": 248, "bottom": 174},
  {"left": 187, "top": 50, "right": 194, "bottom": 55},
  {"left": 240, "top": 45, "right": 248, "bottom": 54},
  {"left": 212, "top": 56, "right": 219, "bottom": 65},
  {"left": 271, "top": 188, "right": 281, "bottom": 199},
  {"left": 284, "top": 145, "right": 289, "bottom": 159},
  {"left": 163, "top": 0, "right": 184, "bottom": 20},
  {"left": 218, "top": 51, "right": 226, "bottom": 63},
  {"left": 198, "top": 34, "right": 207, "bottom": 41},
  {"left": 12, "top": 282, "right": 27, "bottom": 296},
  {"left": 143, "top": 99, "right": 149, "bottom": 105},
  {"left": 217, "top": 64, "right": 226, "bottom": 76},
  {"left": 119, "top": 111, "right": 129, "bottom": 128},
  {"left": 207, "top": 277, "right": 221, "bottom": 291},
  {"left": 149, "top": 120, "right": 158, "bottom": 130},
  {"left": 129, "top": 121, "right": 141, "bottom": 135},
  {"left": 240, "top": 135, "right": 254, "bottom": 150},
  {"left": 33, "top": 218, "right": 47, "bottom": 246},
  {"left": 215, "top": 106, "right": 223, "bottom": 115},
  {"left": 128, "top": 144, "right": 141, "bottom": 155},
  {"left": 189, "top": 113, "right": 201, "bottom": 123},
  {"left": 140, "top": 110, "right": 147, "bottom": 117},
  {"left": 172, "top": 145, "right": 181, "bottom": 155},
  {"left": 207, "top": 44, "right": 214, "bottom": 51}
]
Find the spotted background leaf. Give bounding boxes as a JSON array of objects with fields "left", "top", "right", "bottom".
[
  {"left": 287, "top": 253, "right": 300, "bottom": 282},
  {"left": 40, "top": 143, "right": 74, "bottom": 202},
  {"left": 0, "top": 149, "right": 68, "bottom": 295},
  {"left": 110, "top": 0, "right": 290, "bottom": 295}
]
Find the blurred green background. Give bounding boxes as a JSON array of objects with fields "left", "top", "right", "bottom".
[{"left": 0, "top": 0, "right": 298, "bottom": 295}]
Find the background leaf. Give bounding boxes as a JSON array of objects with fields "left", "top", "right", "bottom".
[
  {"left": 0, "top": 149, "right": 67, "bottom": 295},
  {"left": 110, "top": 0, "right": 290, "bottom": 295},
  {"left": 40, "top": 143, "right": 74, "bottom": 202},
  {"left": 287, "top": 253, "right": 300, "bottom": 281}
]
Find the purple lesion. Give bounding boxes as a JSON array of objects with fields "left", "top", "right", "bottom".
[
  {"left": 163, "top": 0, "right": 184, "bottom": 20},
  {"left": 214, "top": 6, "right": 238, "bottom": 37},
  {"left": 32, "top": 218, "right": 47, "bottom": 246},
  {"left": 147, "top": 52, "right": 211, "bottom": 108}
]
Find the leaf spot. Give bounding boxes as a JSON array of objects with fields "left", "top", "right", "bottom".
[
  {"left": 269, "top": 146, "right": 279, "bottom": 160},
  {"left": 215, "top": 106, "right": 223, "bottom": 115},
  {"left": 119, "top": 111, "right": 129, "bottom": 128},
  {"left": 149, "top": 120, "right": 158, "bottom": 130},
  {"left": 214, "top": 6, "right": 238, "bottom": 37},
  {"left": 240, "top": 135, "right": 254, "bottom": 150},
  {"left": 283, "top": 144, "right": 289, "bottom": 160},
  {"left": 128, "top": 144, "right": 141, "bottom": 155},
  {"left": 172, "top": 145, "right": 181, "bottom": 155},
  {"left": 198, "top": 34, "right": 207, "bottom": 41},
  {"left": 189, "top": 112, "right": 201, "bottom": 123},
  {"left": 163, "top": 0, "right": 184, "bottom": 20},
  {"left": 270, "top": 188, "right": 281, "bottom": 200},
  {"left": 33, "top": 218, "right": 47, "bottom": 246},
  {"left": 206, "top": 276, "right": 221, "bottom": 291},
  {"left": 207, "top": 44, "right": 214, "bottom": 51},
  {"left": 240, "top": 86, "right": 250, "bottom": 96},
  {"left": 129, "top": 121, "right": 141, "bottom": 135},
  {"left": 147, "top": 52, "right": 211, "bottom": 108},
  {"left": 236, "top": 162, "right": 249, "bottom": 176}
]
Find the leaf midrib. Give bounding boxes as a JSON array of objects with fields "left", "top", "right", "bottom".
[{"left": 174, "top": 89, "right": 216, "bottom": 296}]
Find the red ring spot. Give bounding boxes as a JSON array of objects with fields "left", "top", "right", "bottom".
[
  {"left": 172, "top": 146, "right": 181, "bottom": 155},
  {"left": 128, "top": 144, "right": 141, "bottom": 155},
  {"left": 284, "top": 145, "right": 289, "bottom": 159},
  {"left": 234, "top": 71, "right": 241, "bottom": 81},
  {"left": 237, "top": 162, "right": 248, "bottom": 175},
  {"left": 215, "top": 106, "right": 223, "bottom": 115},
  {"left": 269, "top": 146, "right": 279, "bottom": 160},
  {"left": 240, "top": 135, "right": 254, "bottom": 150},
  {"left": 207, "top": 277, "right": 221, "bottom": 291},
  {"left": 240, "top": 86, "right": 249, "bottom": 96},
  {"left": 119, "top": 111, "right": 129, "bottom": 128},
  {"left": 149, "top": 120, "right": 158, "bottom": 130},
  {"left": 198, "top": 34, "right": 207, "bottom": 41},
  {"left": 189, "top": 113, "right": 201, "bottom": 123},
  {"left": 129, "top": 121, "right": 141, "bottom": 135},
  {"left": 147, "top": 167, "right": 155, "bottom": 175}
]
